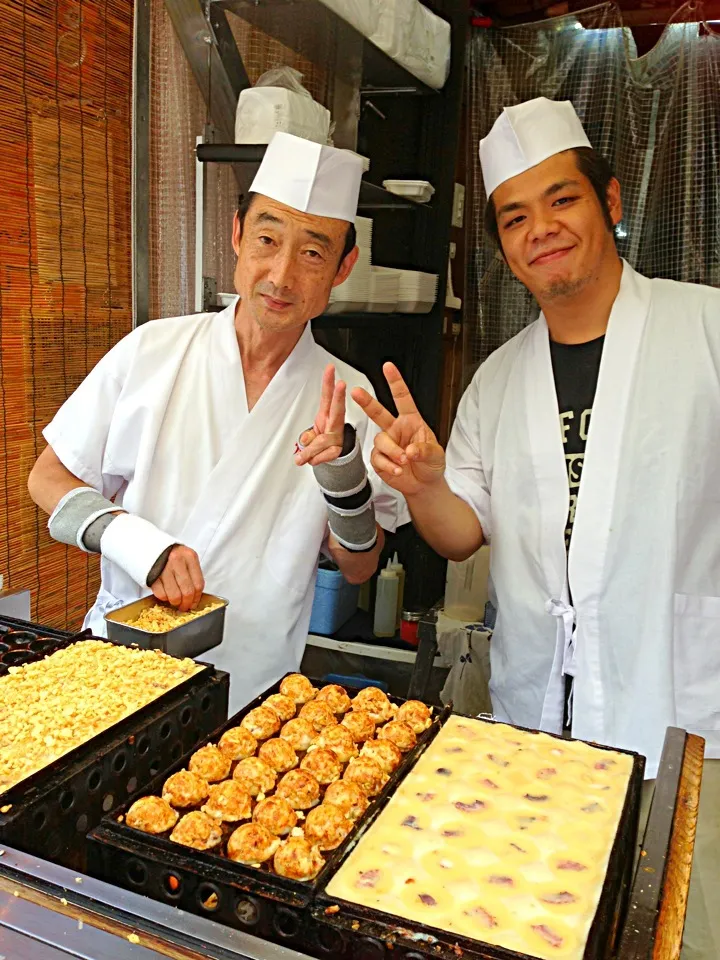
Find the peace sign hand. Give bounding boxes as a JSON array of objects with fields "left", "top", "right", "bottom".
[
  {"left": 351, "top": 362, "right": 446, "bottom": 497},
  {"left": 295, "top": 364, "right": 347, "bottom": 467}
]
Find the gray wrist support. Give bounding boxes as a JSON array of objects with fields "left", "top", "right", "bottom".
[
  {"left": 48, "top": 487, "right": 121, "bottom": 554},
  {"left": 305, "top": 425, "right": 378, "bottom": 553}
]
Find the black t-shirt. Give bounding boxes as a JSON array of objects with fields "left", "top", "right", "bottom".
[{"left": 549, "top": 336, "right": 605, "bottom": 550}]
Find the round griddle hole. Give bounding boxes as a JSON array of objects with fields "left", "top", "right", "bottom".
[
  {"left": 126, "top": 859, "right": 147, "bottom": 887},
  {"left": 235, "top": 895, "right": 261, "bottom": 927},
  {"left": 273, "top": 906, "right": 302, "bottom": 940},
  {"left": 197, "top": 882, "right": 221, "bottom": 912},
  {"left": 87, "top": 769, "right": 103, "bottom": 792},
  {"left": 163, "top": 872, "right": 183, "bottom": 899}
]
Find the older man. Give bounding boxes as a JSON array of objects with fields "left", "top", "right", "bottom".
[
  {"left": 28, "top": 132, "right": 406, "bottom": 711},
  {"left": 355, "top": 98, "right": 719, "bottom": 956}
]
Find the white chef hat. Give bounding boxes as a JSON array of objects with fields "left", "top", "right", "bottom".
[
  {"left": 249, "top": 132, "right": 363, "bottom": 223},
  {"left": 479, "top": 98, "right": 591, "bottom": 198}
]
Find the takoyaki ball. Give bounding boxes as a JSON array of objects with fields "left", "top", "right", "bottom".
[
  {"left": 280, "top": 717, "right": 316, "bottom": 752},
  {"left": 232, "top": 757, "right": 277, "bottom": 797},
  {"left": 279, "top": 673, "right": 316, "bottom": 705},
  {"left": 258, "top": 737, "right": 298, "bottom": 774},
  {"left": 240, "top": 706, "right": 281, "bottom": 741},
  {"left": 324, "top": 780, "right": 369, "bottom": 821},
  {"left": 378, "top": 720, "right": 417, "bottom": 753},
  {"left": 315, "top": 684, "right": 351, "bottom": 714},
  {"left": 170, "top": 811, "right": 223, "bottom": 850},
  {"left": 299, "top": 700, "right": 336, "bottom": 732},
  {"left": 361, "top": 738, "right": 403, "bottom": 774},
  {"left": 126, "top": 796, "right": 178, "bottom": 834},
  {"left": 218, "top": 726, "right": 257, "bottom": 762},
  {"left": 300, "top": 747, "right": 343, "bottom": 785},
  {"left": 273, "top": 836, "right": 325, "bottom": 882},
  {"left": 304, "top": 802, "right": 352, "bottom": 851},
  {"left": 276, "top": 769, "right": 321, "bottom": 810},
  {"left": 253, "top": 796, "right": 298, "bottom": 837},
  {"left": 162, "top": 770, "right": 209, "bottom": 809},
  {"left": 396, "top": 700, "right": 433, "bottom": 734},
  {"left": 341, "top": 710, "right": 376, "bottom": 743},
  {"left": 314, "top": 723, "right": 358, "bottom": 764},
  {"left": 343, "top": 756, "right": 388, "bottom": 797},
  {"left": 201, "top": 780, "right": 253, "bottom": 824},
  {"left": 227, "top": 822, "right": 280, "bottom": 865},
  {"left": 189, "top": 744, "right": 232, "bottom": 783},
  {"left": 263, "top": 693, "right": 297, "bottom": 722},
  {"left": 352, "top": 687, "right": 394, "bottom": 723}
]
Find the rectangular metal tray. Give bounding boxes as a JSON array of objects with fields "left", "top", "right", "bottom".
[
  {"left": 105, "top": 593, "right": 228, "bottom": 658},
  {"left": 0, "top": 668, "right": 229, "bottom": 871},
  {"left": 312, "top": 716, "right": 645, "bottom": 960},
  {"left": 0, "top": 636, "right": 217, "bottom": 805},
  {"left": 88, "top": 675, "right": 450, "bottom": 950}
]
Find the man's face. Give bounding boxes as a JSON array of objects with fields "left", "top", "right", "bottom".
[
  {"left": 232, "top": 196, "right": 358, "bottom": 333},
  {"left": 492, "top": 151, "right": 622, "bottom": 303}
]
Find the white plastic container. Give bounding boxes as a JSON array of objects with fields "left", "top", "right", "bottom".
[
  {"left": 443, "top": 546, "right": 490, "bottom": 623},
  {"left": 373, "top": 569, "right": 399, "bottom": 638},
  {"left": 382, "top": 179, "right": 435, "bottom": 203}
]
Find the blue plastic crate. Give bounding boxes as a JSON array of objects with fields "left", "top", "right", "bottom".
[{"left": 308, "top": 566, "right": 359, "bottom": 636}]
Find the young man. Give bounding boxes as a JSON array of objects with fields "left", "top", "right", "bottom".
[
  {"left": 28, "top": 132, "right": 407, "bottom": 711},
  {"left": 354, "top": 98, "right": 718, "bottom": 956}
]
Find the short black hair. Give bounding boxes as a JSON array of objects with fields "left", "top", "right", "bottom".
[
  {"left": 237, "top": 192, "right": 357, "bottom": 268},
  {"left": 483, "top": 147, "right": 616, "bottom": 249}
]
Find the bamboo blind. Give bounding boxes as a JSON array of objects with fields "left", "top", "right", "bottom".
[{"left": 0, "top": 0, "right": 133, "bottom": 630}]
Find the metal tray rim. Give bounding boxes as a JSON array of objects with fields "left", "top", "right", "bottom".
[{"left": 104, "top": 594, "right": 229, "bottom": 637}]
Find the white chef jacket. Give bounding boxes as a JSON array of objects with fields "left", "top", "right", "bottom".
[
  {"left": 44, "top": 300, "right": 408, "bottom": 712},
  {"left": 446, "top": 262, "right": 720, "bottom": 777}
]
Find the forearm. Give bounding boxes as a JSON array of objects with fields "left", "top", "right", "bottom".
[
  {"left": 28, "top": 445, "right": 96, "bottom": 515},
  {"left": 406, "top": 478, "right": 483, "bottom": 561},
  {"left": 329, "top": 525, "right": 385, "bottom": 585}
]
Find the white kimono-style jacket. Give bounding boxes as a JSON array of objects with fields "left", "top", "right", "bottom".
[
  {"left": 446, "top": 262, "right": 720, "bottom": 777},
  {"left": 44, "top": 300, "right": 408, "bottom": 712}
]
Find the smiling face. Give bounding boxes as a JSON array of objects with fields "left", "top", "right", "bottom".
[
  {"left": 232, "top": 195, "right": 358, "bottom": 333},
  {"left": 491, "top": 150, "right": 622, "bottom": 305}
]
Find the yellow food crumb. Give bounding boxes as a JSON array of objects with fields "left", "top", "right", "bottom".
[
  {"left": 60, "top": 897, "right": 67, "bottom": 905},
  {"left": 129, "top": 602, "right": 222, "bottom": 633},
  {"left": 0, "top": 641, "right": 202, "bottom": 794},
  {"left": 128, "top": 933, "right": 140, "bottom": 944},
  {"left": 0, "top": 805, "right": 12, "bottom": 813}
]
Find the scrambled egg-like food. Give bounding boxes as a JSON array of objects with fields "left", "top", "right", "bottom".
[
  {"left": 0, "top": 641, "right": 203, "bottom": 795},
  {"left": 128, "top": 602, "right": 223, "bottom": 633}
]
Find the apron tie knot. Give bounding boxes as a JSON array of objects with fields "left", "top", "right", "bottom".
[{"left": 545, "top": 598, "right": 577, "bottom": 678}]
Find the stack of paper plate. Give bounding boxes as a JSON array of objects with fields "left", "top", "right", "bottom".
[
  {"left": 373, "top": 266, "right": 438, "bottom": 313},
  {"left": 365, "top": 267, "right": 400, "bottom": 313}
]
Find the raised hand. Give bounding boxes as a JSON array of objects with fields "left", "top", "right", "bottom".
[
  {"left": 351, "top": 362, "right": 446, "bottom": 496},
  {"left": 294, "top": 363, "right": 346, "bottom": 467}
]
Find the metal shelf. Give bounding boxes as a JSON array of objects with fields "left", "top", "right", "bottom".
[
  {"left": 196, "top": 144, "right": 430, "bottom": 210},
  {"left": 208, "top": 0, "right": 440, "bottom": 96}
]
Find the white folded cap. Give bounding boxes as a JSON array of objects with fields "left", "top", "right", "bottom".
[
  {"left": 479, "top": 97, "right": 591, "bottom": 198},
  {"left": 250, "top": 132, "right": 363, "bottom": 223}
]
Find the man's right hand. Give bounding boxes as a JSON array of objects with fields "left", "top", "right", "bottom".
[
  {"left": 351, "top": 362, "right": 446, "bottom": 498},
  {"left": 150, "top": 544, "right": 205, "bottom": 612}
]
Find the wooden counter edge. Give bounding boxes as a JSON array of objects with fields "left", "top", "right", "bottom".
[{"left": 652, "top": 732, "right": 705, "bottom": 960}]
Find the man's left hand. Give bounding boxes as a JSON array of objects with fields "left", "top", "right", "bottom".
[{"left": 294, "top": 363, "right": 346, "bottom": 466}]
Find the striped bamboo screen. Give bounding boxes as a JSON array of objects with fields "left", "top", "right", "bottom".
[{"left": 0, "top": 0, "right": 134, "bottom": 630}]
